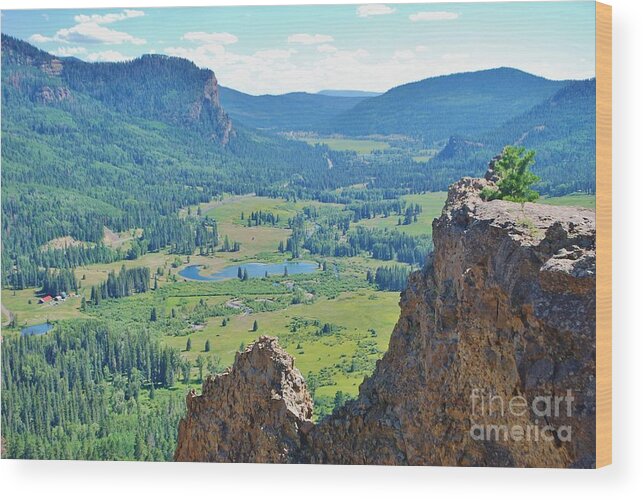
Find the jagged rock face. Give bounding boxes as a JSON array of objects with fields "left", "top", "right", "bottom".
[
  {"left": 174, "top": 337, "right": 313, "bottom": 463},
  {"left": 2, "top": 36, "right": 234, "bottom": 146},
  {"left": 175, "top": 177, "right": 596, "bottom": 468},
  {"left": 39, "top": 58, "right": 63, "bottom": 76},
  {"left": 189, "top": 71, "right": 234, "bottom": 145},
  {"left": 310, "top": 177, "right": 596, "bottom": 467},
  {"left": 36, "top": 86, "right": 72, "bottom": 103}
]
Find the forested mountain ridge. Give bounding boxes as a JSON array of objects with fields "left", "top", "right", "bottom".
[
  {"left": 323, "top": 67, "right": 569, "bottom": 142},
  {"left": 0, "top": 35, "right": 596, "bottom": 291},
  {"left": 0, "top": 35, "right": 333, "bottom": 288},
  {"left": 219, "top": 86, "right": 368, "bottom": 131},
  {"left": 430, "top": 78, "right": 596, "bottom": 196},
  {"left": 2, "top": 35, "right": 234, "bottom": 145},
  {"left": 317, "top": 90, "right": 381, "bottom": 98}
]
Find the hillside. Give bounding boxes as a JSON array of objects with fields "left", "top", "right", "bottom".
[
  {"left": 430, "top": 79, "right": 596, "bottom": 196},
  {"left": 325, "top": 67, "right": 568, "bottom": 142},
  {"left": 0, "top": 35, "right": 331, "bottom": 284},
  {"left": 2, "top": 35, "right": 234, "bottom": 144},
  {"left": 219, "top": 87, "right": 368, "bottom": 131},
  {"left": 1, "top": 35, "right": 596, "bottom": 290},
  {"left": 487, "top": 78, "right": 596, "bottom": 194}
]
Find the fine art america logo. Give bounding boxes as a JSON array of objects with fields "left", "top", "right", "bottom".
[{"left": 469, "top": 388, "right": 574, "bottom": 443}]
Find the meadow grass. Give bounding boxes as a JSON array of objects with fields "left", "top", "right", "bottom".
[
  {"left": 538, "top": 193, "right": 596, "bottom": 209},
  {"left": 1, "top": 288, "right": 87, "bottom": 331},
  {"left": 353, "top": 191, "right": 447, "bottom": 237},
  {"left": 216, "top": 221, "right": 291, "bottom": 260},
  {"left": 300, "top": 137, "right": 391, "bottom": 154},
  {"left": 205, "top": 194, "right": 340, "bottom": 226},
  {"left": 162, "top": 289, "right": 400, "bottom": 397}
]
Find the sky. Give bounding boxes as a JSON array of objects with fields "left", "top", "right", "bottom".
[{"left": 1, "top": 2, "right": 596, "bottom": 95}]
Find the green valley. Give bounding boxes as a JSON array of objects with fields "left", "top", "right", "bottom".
[{"left": 1, "top": 32, "right": 597, "bottom": 462}]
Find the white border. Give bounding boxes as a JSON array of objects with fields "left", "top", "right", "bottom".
[{"left": 1, "top": 1, "right": 640, "bottom": 499}]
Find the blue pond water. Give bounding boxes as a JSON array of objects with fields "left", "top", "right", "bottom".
[
  {"left": 21, "top": 322, "right": 54, "bottom": 337},
  {"left": 178, "top": 261, "right": 319, "bottom": 281}
]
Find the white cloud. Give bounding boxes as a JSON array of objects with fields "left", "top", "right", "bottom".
[
  {"left": 29, "top": 34, "right": 55, "bottom": 43},
  {"left": 441, "top": 53, "right": 470, "bottom": 61},
  {"left": 73, "top": 9, "right": 144, "bottom": 25},
  {"left": 165, "top": 43, "right": 226, "bottom": 61},
  {"left": 253, "top": 49, "right": 295, "bottom": 60},
  {"left": 85, "top": 50, "right": 132, "bottom": 62},
  {"left": 393, "top": 49, "right": 415, "bottom": 61},
  {"left": 29, "top": 9, "right": 145, "bottom": 46},
  {"left": 287, "top": 33, "right": 334, "bottom": 45},
  {"left": 317, "top": 44, "right": 338, "bottom": 54},
  {"left": 157, "top": 39, "right": 438, "bottom": 94},
  {"left": 357, "top": 5, "right": 395, "bottom": 17},
  {"left": 54, "top": 46, "right": 87, "bottom": 56},
  {"left": 182, "top": 32, "right": 238, "bottom": 45},
  {"left": 56, "top": 23, "right": 146, "bottom": 45},
  {"left": 409, "top": 11, "right": 459, "bottom": 22}
]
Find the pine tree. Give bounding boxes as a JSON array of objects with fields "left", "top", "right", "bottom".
[
  {"left": 252, "top": 320, "right": 258, "bottom": 332},
  {"left": 195, "top": 355, "right": 206, "bottom": 382},
  {"left": 205, "top": 339, "right": 211, "bottom": 352},
  {"left": 481, "top": 146, "right": 540, "bottom": 204},
  {"left": 186, "top": 338, "right": 192, "bottom": 351}
]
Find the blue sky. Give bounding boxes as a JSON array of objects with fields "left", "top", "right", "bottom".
[{"left": 1, "top": 2, "right": 596, "bottom": 94}]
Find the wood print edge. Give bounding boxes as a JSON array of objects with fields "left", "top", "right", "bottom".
[{"left": 595, "top": 0, "right": 612, "bottom": 469}]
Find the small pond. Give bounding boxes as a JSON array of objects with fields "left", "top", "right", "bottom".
[
  {"left": 178, "top": 261, "right": 319, "bottom": 281},
  {"left": 21, "top": 322, "right": 54, "bottom": 337}
]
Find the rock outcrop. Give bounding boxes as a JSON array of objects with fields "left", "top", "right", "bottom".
[
  {"left": 174, "top": 337, "right": 313, "bottom": 463},
  {"left": 189, "top": 71, "right": 234, "bottom": 145},
  {"left": 175, "top": 174, "right": 597, "bottom": 468},
  {"left": 36, "top": 85, "right": 72, "bottom": 103},
  {"left": 2, "top": 36, "right": 234, "bottom": 146}
]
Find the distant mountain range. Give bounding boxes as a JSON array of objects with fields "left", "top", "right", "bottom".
[
  {"left": 219, "top": 87, "right": 369, "bottom": 131},
  {"left": 322, "top": 67, "right": 571, "bottom": 142},
  {"left": 317, "top": 90, "right": 382, "bottom": 98},
  {"left": 1, "top": 32, "right": 596, "bottom": 269},
  {"left": 430, "top": 77, "right": 596, "bottom": 195}
]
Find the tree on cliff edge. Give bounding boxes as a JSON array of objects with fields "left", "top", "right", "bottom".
[{"left": 481, "top": 146, "right": 539, "bottom": 204}]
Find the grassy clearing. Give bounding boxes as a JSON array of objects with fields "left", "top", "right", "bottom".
[
  {"left": 205, "top": 194, "right": 340, "bottom": 227},
  {"left": 1, "top": 251, "right": 184, "bottom": 330},
  {"left": 299, "top": 137, "right": 390, "bottom": 154},
  {"left": 1, "top": 288, "right": 87, "bottom": 331},
  {"left": 412, "top": 148, "right": 439, "bottom": 163},
  {"left": 353, "top": 191, "right": 447, "bottom": 237},
  {"left": 162, "top": 289, "right": 400, "bottom": 398},
  {"left": 76, "top": 251, "right": 174, "bottom": 290},
  {"left": 537, "top": 193, "right": 596, "bottom": 209},
  {"left": 102, "top": 226, "right": 143, "bottom": 249},
  {"left": 216, "top": 222, "right": 291, "bottom": 260}
]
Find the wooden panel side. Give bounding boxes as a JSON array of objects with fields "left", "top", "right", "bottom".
[{"left": 595, "top": 1, "right": 612, "bottom": 469}]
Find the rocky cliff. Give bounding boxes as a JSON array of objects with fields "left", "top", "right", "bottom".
[
  {"left": 1, "top": 34, "right": 234, "bottom": 145},
  {"left": 175, "top": 172, "right": 596, "bottom": 468}
]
